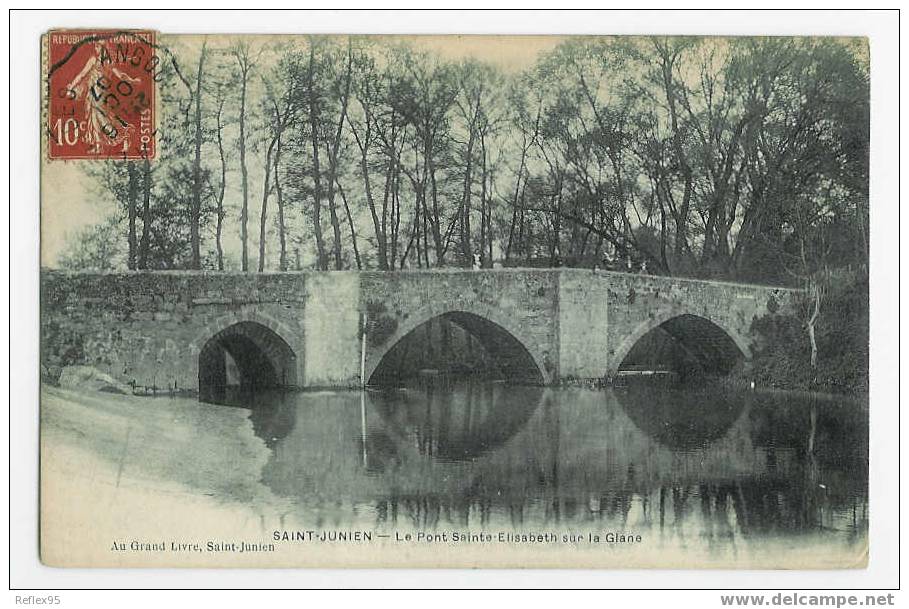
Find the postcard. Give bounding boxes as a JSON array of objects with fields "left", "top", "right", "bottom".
[{"left": 39, "top": 31, "right": 869, "bottom": 568}]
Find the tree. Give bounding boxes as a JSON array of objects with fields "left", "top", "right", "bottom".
[
  {"left": 304, "top": 38, "right": 329, "bottom": 270},
  {"left": 388, "top": 46, "right": 460, "bottom": 267},
  {"left": 347, "top": 40, "right": 392, "bottom": 270},
  {"left": 58, "top": 218, "right": 122, "bottom": 271},
  {"left": 230, "top": 40, "right": 257, "bottom": 272},
  {"left": 188, "top": 40, "right": 209, "bottom": 269},
  {"left": 257, "top": 49, "right": 299, "bottom": 272},
  {"left": 322, "top": 39, "right": 355, "bottom": 270},
  {"left": 211, "top": 85, "right": 229, "bottom": 270},
  {"left": 68, "top": 34, "right": 868, "bottom": 286},
  {"left": 503, "top": 77, "right": 542, "bottom": 262}
]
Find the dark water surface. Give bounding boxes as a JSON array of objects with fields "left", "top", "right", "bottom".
[{"left": 233, "top": 382, "right": 867, "bottom": 552}]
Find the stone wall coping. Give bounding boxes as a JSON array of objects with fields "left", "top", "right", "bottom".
[{"left": 40, "top": 267, "right": 802, "bottom": 294}]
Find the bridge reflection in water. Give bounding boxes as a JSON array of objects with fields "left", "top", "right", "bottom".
[{"left": 233, "top": 381, "right": 866, "bottom": 552}]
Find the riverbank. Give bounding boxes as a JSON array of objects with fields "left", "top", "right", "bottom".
[
  {"left": 741, "top": 272, "right": 869, "bottom": 398},
  {"left": 716, "top": 375, "right": 869, "bottom": 406},
  {"left": 562, "top": 373, "right": 868, "bottom": 406},
  {"left": 728, "top": 366, "right": 869, "bottom": 400},
  {"left": 39, "top": 385, "right": 292, "bottom": 567}
]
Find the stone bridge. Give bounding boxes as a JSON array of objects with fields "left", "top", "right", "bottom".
[{"left": 40, "top": 269, "right": 800, "bottom": 393}]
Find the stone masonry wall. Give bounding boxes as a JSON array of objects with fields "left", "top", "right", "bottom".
[
  {"left": 557, "top": 271, "right": 611, "bottom": 380},
  {"left": 358, "top": 270, "right": 561, "bottom": 382},
  {"left": 600, "top": 272, "right": 798, "bottom": 374},
  {"left": 302, "top": 272, "right": 360, "bottom": 387},
  {"left": 41, "top": 269, "right": 800, "bottom": 391},
  {"left": 40, "top": 271, "right": 310, "bottom": 391}
]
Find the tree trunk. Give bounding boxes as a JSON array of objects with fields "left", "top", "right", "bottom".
[
  {"left": 401, "top": 213, "right": 418, "bottom": 269},
  {"left": 361, "top": 148, "right": 388, "bottom": 270},
  {"left": 238, "top": 59, "right": 250, "bottom": 272},
  {"left": 324, "top": 42, "right": 354, "bottom": 270},
  {"left": 480, "top": 134, "right": 492, "bottom": 266},
  {"left": 353, "top": 118, "right": 389, "bottom": 271},
  {"left": 215, "top": 100, "right": 226, "bottom": 271},
  {"left": 307, "top": 44, "right": 327, "bottom": 270},
  {"left": 190, "top": 43, "right": 207, "bottom": 270},
  {"left": 428, "top": 154, "right": 443, "bottom": 265},
  {"left": 125, "top": 162, "right": 138, "bottom": 270},
  {"left": 326, "top": 163, "right": 344, "bottom": 269},
  {"left": 517, "top": 179, "right": 527, "bottom": 260},
  {"left": 460, "top": 125, "right": 476, "bottom": 262},
  {"left": 138, "top": 159, "right": 152, "bottom": 269},
  {"left": 807, "top": 283, "right": 821, "bottom": 370},
  {"left": 807, "top": 321, "right": 818, "bottom": 369},
  {"left": 275, "top": 130, "right": 287, "bottom": 272},
  {"left": 257, "top": 135, "right": 277, "bottom": 272},
  {"left": 505, "top": 156, "right": 526, "bottom": 262},
  {"left": 337, "top": 178, "right": 361, "bottom": 269},
  {"left": 391, "top": 158, "right": 402, "bottom": 269},
  {"left": 658, "top": 44, "right": 693, "bottom": 267}
]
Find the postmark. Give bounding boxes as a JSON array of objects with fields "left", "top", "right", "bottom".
[{"left": 46, "top": 30, "right": 157, "bottom": 160}]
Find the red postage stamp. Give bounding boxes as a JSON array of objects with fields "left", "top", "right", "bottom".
[{"left": 46, "top": 30, "right": 157, "bottom": 160}]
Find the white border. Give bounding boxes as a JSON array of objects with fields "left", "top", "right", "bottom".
[{"left": 8, "top": 8, "right": 901, "bottom": 593}]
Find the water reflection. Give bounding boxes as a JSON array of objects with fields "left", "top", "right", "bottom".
[
  {"left": 369, "top": 381, "right": 544, "bottom": 462},
  {"left": 213, "top": 388, "right": 299, "bottom": 449},
  {"left": 615, "top": 383, "right": 747, "bottom": 450},
  {"left": 240, "top": 381, "right": 867, "bottom": 554}
]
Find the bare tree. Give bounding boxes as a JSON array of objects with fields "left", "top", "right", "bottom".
[
  {"left": 212, "top": 91, "right": 228, "bottom": 270},
  {"left": 138, "top": 158, "right": 153, "bottom": 269},
  {"left": 126, "top": 161, "right": 138, "bottom": 269},
  {"left": 323, "top": 40, "right": 355, "bottom": 270},
  {"left": 188, "top": 40, "right": 208, "bottom": 269},
  {"left": 230, "top": 40, "right": 257, "bottom": 272},
  {"left": 258, "top": 58, "right": 298, "bottom": 272},
  {"left": 305, "top": 39, "right": 329, "bottom": 270}
]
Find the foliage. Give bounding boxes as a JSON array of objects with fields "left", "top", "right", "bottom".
[
  {"left": 58, "top": 218, "right": 123, "bottom": 271},
  {"left": 365, "top": 300, "right": 398, "bottom": 347},
  {"left": 64, "top": 35, "right": 868, "bottom": 283},
  {"left": 747, "top": 272, "right": 868, "bottom": 394}
]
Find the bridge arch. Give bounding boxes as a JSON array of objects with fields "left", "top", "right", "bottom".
[
  {"left": 191, "top": 311, "right": 304, "bottom": 401},
  {"left": 366, "top": 303, "right": 550, "bottom": 385},
  {"left": 609, "top": 307, "right": 751, "bottom": 378}
]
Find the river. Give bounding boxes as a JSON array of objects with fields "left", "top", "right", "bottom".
[
  {"left": 39, "top": 379, "right": 867, "bottom": 567},
  {"left": 230, "top": 380, "right": 867, "bottom": 551}
]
